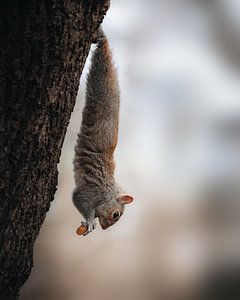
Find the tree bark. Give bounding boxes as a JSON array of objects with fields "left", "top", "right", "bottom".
[{"left": 0, "top": 0, "right": 109, "bottom": 298}]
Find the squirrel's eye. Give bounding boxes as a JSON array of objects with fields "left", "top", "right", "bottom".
[{"left": 112, "top": 210, "right": 120, "bottom": 220}]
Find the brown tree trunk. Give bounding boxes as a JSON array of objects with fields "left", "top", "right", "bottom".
[{"left": 0, "top": 1, "right": 109, "bottom": 298}]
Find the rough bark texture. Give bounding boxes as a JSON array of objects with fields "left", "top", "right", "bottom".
[{"left": 0, "top": 0, "right": 109, "bottom": 298}]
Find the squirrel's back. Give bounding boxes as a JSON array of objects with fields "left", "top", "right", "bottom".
[{"left": 74, "top": 28, "right": 120, "bottom": 187}]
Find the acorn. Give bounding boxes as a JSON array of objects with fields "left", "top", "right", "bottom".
[{"left": 76, "top": 224, "right": 88, "bottom": 235}]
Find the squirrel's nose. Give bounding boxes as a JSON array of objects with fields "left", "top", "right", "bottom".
[
  {"left": 99, "top": 219, "right": 111, "bottom": 230},
  {"left": 100, "top": 223, "right": 108, "bottom": 230}
]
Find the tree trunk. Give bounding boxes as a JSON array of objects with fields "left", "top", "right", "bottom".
[{"left": 0, "top": 0, "right": 109, "bottom": 298}]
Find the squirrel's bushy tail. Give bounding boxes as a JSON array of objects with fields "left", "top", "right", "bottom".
[{"left": 74, "top": 27, "right": 120, "bottom": 185}]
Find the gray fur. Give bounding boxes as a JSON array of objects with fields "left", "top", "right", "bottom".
[{"left": 72, "top": 28, "right": 123, "bottom": 228}]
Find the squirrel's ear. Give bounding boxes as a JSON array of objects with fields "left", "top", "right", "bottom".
[{"left": 118, "top": 194, "right": 134, "bottom": 204}]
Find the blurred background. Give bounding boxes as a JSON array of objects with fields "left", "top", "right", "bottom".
[{"left": 21, "top": 1, "right": 240, "bottom": 299}]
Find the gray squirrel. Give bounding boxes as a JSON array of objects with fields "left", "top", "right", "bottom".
[{"left": 72, "top": 27, "right": 133, "bottom": 236}]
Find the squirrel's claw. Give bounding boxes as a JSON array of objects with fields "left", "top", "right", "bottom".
[{"left": 82, "top": 219, "right": 96, "bottom": 236}]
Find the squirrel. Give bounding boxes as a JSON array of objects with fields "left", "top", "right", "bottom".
[{"left": 72, "top": 27, "right": 133, "bottom": 236}]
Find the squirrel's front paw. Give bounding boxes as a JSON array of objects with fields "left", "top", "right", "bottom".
[{"left": 81, "top": 219, "right": 96, "bottom": 236}]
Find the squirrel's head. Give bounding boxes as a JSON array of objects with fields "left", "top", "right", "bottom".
[{"left": 96, "top": 194, "right": 133, "bottom": 230}]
